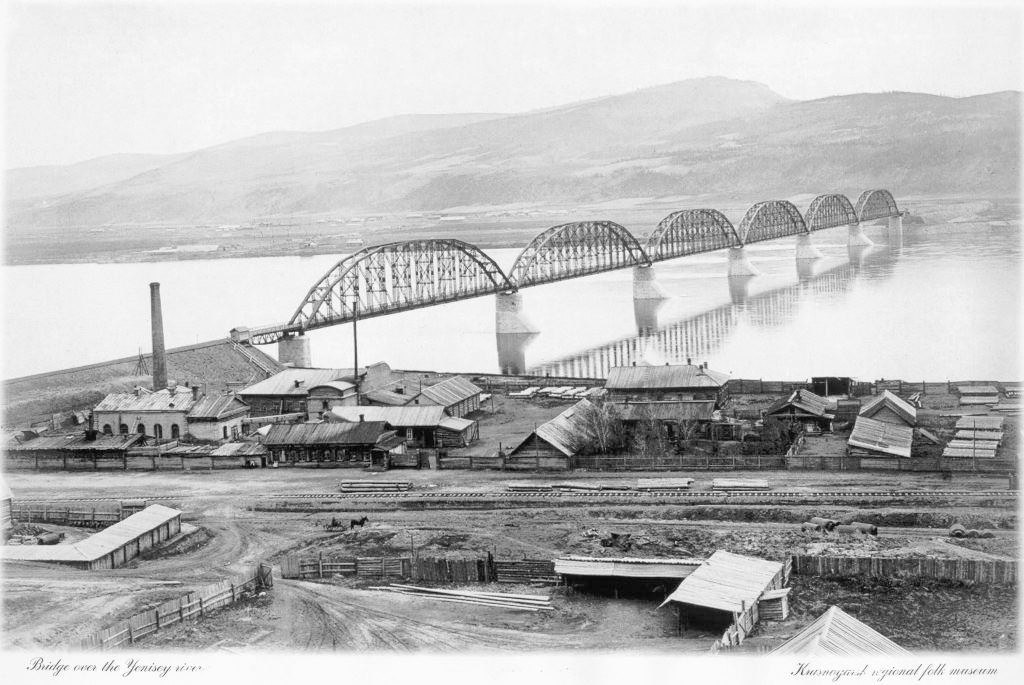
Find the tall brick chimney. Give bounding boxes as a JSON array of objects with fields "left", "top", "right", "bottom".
[{"left": 150, "top": 282, "right": 168, "bottom": 391}]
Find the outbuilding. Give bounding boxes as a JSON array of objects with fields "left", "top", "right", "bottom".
[
  {"left": 764, "top": 389, "right": 835, "bottom": 433},
  {"left": 509, "top": 399, "right": 595, "bottom": 468},
  {"left": 847, "top": 416, "right": 914, "bottom": 468},
  {"left": 186, "top": 393, "right": 251, "bottom": 441},
  {"left": 5, "top": 431, "right": 146, "bottom": 470},
  {"left": 328, "top": 406, "right": 478, "bottom": 448},
  {"left": 555, "top": 555, "right": 702, "bottom": 598},
  {"left": 771, "top": 606, "right": 910, "bottom": 655}
]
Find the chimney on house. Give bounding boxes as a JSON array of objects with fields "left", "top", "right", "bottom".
[
  {"left": 192, "top": 385, "right": 201, "bottom": 402},
  {"left": 84, "top": 412, "right": 97, "bottom": 441},
  {"left": 150, "top": 282, "right": 168, "bottom": 391}
]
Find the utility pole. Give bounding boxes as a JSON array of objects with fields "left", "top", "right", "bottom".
[{"left": 353, "top": 283, "right": 360, "bottom": 404}]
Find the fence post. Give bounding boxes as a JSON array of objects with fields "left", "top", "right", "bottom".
[
  {"left": 199, "top": 596, "right": 205, "bottom": 617},
  {"left": 319, "top": 553, "right": 324, "bottom": 579}
]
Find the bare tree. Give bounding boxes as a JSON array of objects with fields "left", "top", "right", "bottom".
[{"left": 575, "top": 399, "right": 626, "bottom": 455}]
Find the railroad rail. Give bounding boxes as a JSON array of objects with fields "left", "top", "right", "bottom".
[{"left": 14, "top": 489, "right": 1018, "bottom": 503}]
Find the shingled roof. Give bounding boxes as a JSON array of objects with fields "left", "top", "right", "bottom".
[
  {"left": 605, "top": 364, "right": 729, "bottom": 390},
  {"left": 409, "top": 376, "right": 482, "bottom": 407},
  {"left": 859, "top": 390, "right": 917, "bottom": 426}
]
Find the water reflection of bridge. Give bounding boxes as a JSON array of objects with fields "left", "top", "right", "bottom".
[{"left": 505, "top": 242, "right": 899, "bottom": 378}]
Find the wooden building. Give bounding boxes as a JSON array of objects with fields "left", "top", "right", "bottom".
[
  {"left": 508, "top": 399, "right": 595, "bottom": 469},
  {"left": 771, "top": 606, "right": 910, "bottom": 655},
  {"left": 328, "top": 406, "right": 478, "bottom": 448},
  {"left": 4, "top": 431, "right": 146, "bottom": 470},
  {"left": 660, "top": 551, "right": 786, "bottom": 642},
  {"left": 555, "top": 555, "right": 702, "bottom": 598},
  {"left": 2, "top": 504, "right": 182, "bottom": 571},
  {"left": 614, "top": 400, "right": 717, "bottom": 440},
  {"left": 262, "top": 421, "right": 389, "bottom": 466},
  {"left": 859, "top": 390, "right": 917, "bottom": 427},
  {"left": 604, "top": 363, "right": 730, "bottom": 405},
  {"left": 847, "top": 416, "right": 914, "bottom": 469},
  {"left": 764, "top": 389, "right": 835, "bottom": 433},
  {"left": 238, "top": 368, "right": 357, "bottom": 418},
  {"left": 406, "top": 376, "right": 483, "bottom": 418}
]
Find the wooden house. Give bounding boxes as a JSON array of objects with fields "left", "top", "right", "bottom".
[
  {"left": 509, "top": 399, "right": 595, "bottom": 469},
  {"left": 327, "top": 406, "right": 478, "bottom": 448},
  {"left": 764, "top": 389, "right": 835, "bottom": 433},
  {"left": 405, "top": 376, "right": 483, "bottom": 418},
  {"left": 859, "top": 390, "right": 917, "bottom": 427},
  {"left": 604, "top": 363, "right": 730, "bottom": 405},
  {"left": 262, "top": 421, "right": 389, "bottom": 466}
]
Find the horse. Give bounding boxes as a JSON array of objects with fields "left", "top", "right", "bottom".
[{"left": 349, "top": 516, "right": 369, "bottom": 529}]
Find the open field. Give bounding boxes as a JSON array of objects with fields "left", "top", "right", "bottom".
[{"left": 2, "top": 465, "right": 1017, "bottom": 652}]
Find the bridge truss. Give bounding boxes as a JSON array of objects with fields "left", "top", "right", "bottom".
[
  {"left": 738, "top": 200, "right": 808, "bottom": 244},
  {"left": 509, "top": 220, "right": 650, "bottom": 287},
  {"left": 855, "top": 189, "right": 900, "bottom": 222},
  {"left": 804, "top": 194, "right": 859, "bottom": 231},
  {"left": 645, "top": 209, "right": 741, "bottom": 261}
]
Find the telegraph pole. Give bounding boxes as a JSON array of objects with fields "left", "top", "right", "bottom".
[{"left": 353, "top": 282, "right": 360, "bottom": 404}]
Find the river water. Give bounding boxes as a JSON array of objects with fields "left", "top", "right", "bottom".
[{"left": 2, "top": 224, "right": 1020, "bottom": 381}]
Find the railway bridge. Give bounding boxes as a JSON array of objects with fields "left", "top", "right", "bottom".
[{"left": 231, "top": 190, "right": 901, "bottom": 366}]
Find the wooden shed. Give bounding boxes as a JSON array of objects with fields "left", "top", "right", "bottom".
[
  {"left": 406, "top": 376, "right": 483, "bottom": 418},
  {"left": 764, "top": 389, "right": 835, "bottom": 433},
  {"left": 508, "top": 399, "right": 595, "bottom": 469},
  {"left": 2, "top": 504, "right": 182, "bottom": 570},
  {"left": 660, "top": 551, "right": 785, "bottom": 640},
  {"left": 555, "top": 555, "right": 702, "bottom": 598},
  {"left": 847, "top": 416, "right": 914, "bottom": 469}
]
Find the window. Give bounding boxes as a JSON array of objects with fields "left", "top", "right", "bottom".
[
  {"left": 154, "top": 424, "right": 163, "bottom": 439},
  {"left": 137, "top": 424, "right": 146, "bottom": 435},
  {"left": 171, "top": 424, "right": 180, "bottom": 439},
  {"left": 222, "top": 426, "right": 228, "bottom": 439},
  {"left": 102, "top": 424, "right": 112, "bottom": 435},
  {"left": 119, "top": 424, "right": 129, "bottom": 435},
  {"left": 322, "top": 400, "right": 330, "bottom": 410}
]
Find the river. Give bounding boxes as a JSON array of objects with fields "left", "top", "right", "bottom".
[{"left": 2, "top": 223, "right": 1020, "bottom": 381}]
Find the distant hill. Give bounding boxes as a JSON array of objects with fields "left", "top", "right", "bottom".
[{"left": 5, "top": 78, "right": 1019, "bottom": 228}]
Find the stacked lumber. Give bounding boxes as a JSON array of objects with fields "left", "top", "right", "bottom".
[
  {"left": 506, "top": 482, "right": 553, "bottom": 492},
  {"left": 953, "top": 430, "right": 1003, "bottom": 443},
  {"left": 338, "top": 481, "right": 412, "bottom": 493},
  {"left": 494, "top": 559, "right": 559, "bottom": 584},
  {"left": 508, "top": 386, "right": 540, "bottom": 399},
  {"left": 636, "top": 478, "right": 695, "bottom": 492},
  {"left": 712, "top": 478, "right": 770, "bottom": 491},
  {"left": 371, "top": 584, "right": 554, "bottom": 612},
  {"left": 551, "top": 481, "right": 631, "bottom": 492}
]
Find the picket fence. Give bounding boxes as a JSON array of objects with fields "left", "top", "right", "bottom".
[
  {"left": 791, "top": 554, "right": 1017, "bottom": 584},
  {"left": 79, "top": 564, "right": 273, "bottom": 650}
]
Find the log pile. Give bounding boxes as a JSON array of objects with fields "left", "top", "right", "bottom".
[
  {"left": 711, "top": 478, "right": 770, "bottom": 491},
  {"left": 636, "top": 478, "right": 695, "bottom": 491},
  {"left": 371, "top": 584, "right": 554, "bottom": 612},
  {"left": 506, "top": 482, "right": 553, "bottom": 492}
]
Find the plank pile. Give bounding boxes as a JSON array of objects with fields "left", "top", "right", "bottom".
[
  {"left": 371, "top": 584, "right": 554, "bottom": 612},
  {"left": 338, "top": 481, "right": 412, "bottom": 493},
  {"left": 712, "top": 478, "right": 770, "bottom": 491},
  {"left": 636, "top": 478, "right": 695, "bottom": 492},
  {"left": 551, "top": 482, "right": 630, "bottom": 492},
  {"left": 494, "top": 559, "right": 560, "bottom": 584}
]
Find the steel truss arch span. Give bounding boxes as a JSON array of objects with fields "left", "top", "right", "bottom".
[
  {"left": 646, "top": 209, "right": 742, "bottom": 261},
  {"left": 278, "top": 239, "right": 513, "bottom": 340},
  {"left": 804, "top": 194, "right": 859, "bottom": 231},
  {"left": 855, "top": 189, "right": 899, "bottom": 222},
  {"left": 738, "top": 200, "right": 809, "bottom": 244},
  {"left": 509, "top": 220, "right": 651, "bottom": 288}
]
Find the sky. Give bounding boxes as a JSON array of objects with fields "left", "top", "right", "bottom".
[{"left": 3, "top": 0, "right": 1022, "bottom": 169}]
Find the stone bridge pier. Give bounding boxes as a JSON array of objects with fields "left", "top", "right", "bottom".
[
  {"left": 632, "top": 265, "right": 666, "bottom": 300},
  {"left": 727, "top": 247, "right": 760, "bottom": 277},
  {"left": 794, "top": 234, "right": 824, "bottom": 260},
  {"left": 633, "top": 297, "right": 664, "bottom": 335},
  {"left": 278, "top": 333, "right": 312, "bottom": 367},
  {"left": 495, "top": 291, "right": 538, "bottom": 335},
  {"left": 847, "top": 222, "right": 874, "bottom": 247}
]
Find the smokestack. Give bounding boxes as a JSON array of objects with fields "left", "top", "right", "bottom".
[
  {"left": 192, "top": 386, "right": 201, "bottom": 402},
  {"left": 150, "top": 282, "right": 168, "bottom": 391}
]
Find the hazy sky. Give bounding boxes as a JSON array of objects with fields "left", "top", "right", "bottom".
[{"left": 4, "top": 0, "right": 1022, "bottom": 168}]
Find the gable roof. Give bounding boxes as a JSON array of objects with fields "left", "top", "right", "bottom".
[
  {"left": 187, "top": 394, "right": 250, "bottom": 420},
  {"left": 362, "top": 388, "right": 413, "bottom": 406},
  {"left": 848, "top": 416, "right": 914, "bottom": 458},
  {"left": 263, "top": 421, "right": 386, "bottom": 446},
  {"left": 525, "top": 399, "right": 597, "bottom": 457},
  {"left": 6, "top": 432, "right": 144, "bottom": 452},
  {"left": 238, "top": 368, "right": 354, "bottom": 397},
  {"left": 94, "top": 386, "right": 198, "bottom": 413},
  {"left": 660, "top": 550, "right": 783, "bottom": 613},
  {"left": 410, "top": 376, "right": 482, "bottom": 407},
  {"left": 765, "top": 389, "right": 833, "bottom": 418},
  {"left": 859, "top": 390, "right": 917, "bottom": 425},
  {"left": 328, "top": 405, "right": 447, "bottom": 427},
  {"left": 771, "top": 606, "right": 911, "bottom": 656},
  {"left": 605, "top": 364, "right": 729, "bottom": 390}
]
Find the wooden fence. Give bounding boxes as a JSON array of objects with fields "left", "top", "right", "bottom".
[
  {"left": 436, "top": 455, "right": 504, "bottom": 471},
  {"left": 279, "top": 554, "right": 553, "bottom": 584},
  {"left": 12, "top": 502, "right": 125, "bottom": 527},
  {"left": 791, "top": 555, "right": 1017, "bottom": 584},
  {"left": 573, "top": 453, "right": 786, "bottom": 471},
  {"left": 710, "top": 558, "right": 789, "bottom": 652},
  {"left": 79, "top": 563, "right": 272, "bottom": 650}
]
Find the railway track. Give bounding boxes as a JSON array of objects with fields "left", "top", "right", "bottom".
[{"left": 15, "top": 489, "right": 1018, "bottom": 503}]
